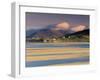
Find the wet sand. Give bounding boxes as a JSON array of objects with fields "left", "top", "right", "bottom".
[{"left": 26, "top": 47, "right": 89, "bottom": 67}]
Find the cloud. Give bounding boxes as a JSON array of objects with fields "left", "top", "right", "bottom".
[
  {"left": 54, "top": 22, "right": 70, "bottom": 30},
  {"left": 71, "top": 25, "right": 86, "bottom": 32}
]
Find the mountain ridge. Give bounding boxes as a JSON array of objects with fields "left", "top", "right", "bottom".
[{"left": 26, "top": 22, "right": 88, "bottom": 39}]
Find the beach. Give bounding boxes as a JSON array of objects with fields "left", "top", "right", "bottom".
[{"left": 25, "top": 42, "right": 89, "bottom": 67}]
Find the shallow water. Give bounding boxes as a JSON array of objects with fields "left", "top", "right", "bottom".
[
  {"left": 26, "top": 42, "right": 89, "bottom": 48},
  {"left": 26, "top": 57, "right": 89, "bottom": 67}
]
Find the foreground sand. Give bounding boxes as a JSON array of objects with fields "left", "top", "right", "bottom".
[{"left": 26, "top": 47, "right": 89, "bottom": 66}]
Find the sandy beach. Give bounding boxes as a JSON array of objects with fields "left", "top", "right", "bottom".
[{"left": 26, "top": 46, "right": 89, "bottom": 67}]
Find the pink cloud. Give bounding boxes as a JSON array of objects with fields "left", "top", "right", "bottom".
[
  {"left": 71, "top": 25, "right": 86, "bottom": 32},
  {"left": 54, "top": 22, "right": 70, "bottom": 30}
]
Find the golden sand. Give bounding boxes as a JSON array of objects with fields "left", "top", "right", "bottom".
[
  {"left": 26, "top": 48, "right": 89, "bottom": 55},
  {"left": 26, "top": 48, "right": 89, "bottom": 62}
]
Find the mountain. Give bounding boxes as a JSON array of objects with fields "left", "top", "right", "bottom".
[
  {"left": 26, "top": 22, "right": 88, "bottom": 39},
  {"left": 26, "top": 22, "right": 71, "bottom": 38},
  {"left": 64, "top": 29, "right": 89, "bottom": 38},
  {"left": 31, "top": 28, "right": 68, "bottom": 38},
  {"left": 26, "top": 29, "right": 37, "bottom": 38}
]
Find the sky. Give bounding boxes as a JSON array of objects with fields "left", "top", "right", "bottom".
[{"left": 26, "top": 12, "right": 89, "bottom": 30}]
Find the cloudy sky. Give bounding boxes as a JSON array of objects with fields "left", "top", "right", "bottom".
[{"left": 26, "top": 12, "right": 89, "bottom": 31}]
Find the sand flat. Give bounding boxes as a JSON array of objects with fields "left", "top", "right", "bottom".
[
  {"left": 26, "top": 48, "right": 89, "bottom": 55},
  {"left": 26, "top": 54, "right": 89, "bottom": 61},
  {"left": 26, "top": 48, "right": 89, "bottom": 61},
  {"left": 26, "top": 42, "right": 89, "bottom": 66}
]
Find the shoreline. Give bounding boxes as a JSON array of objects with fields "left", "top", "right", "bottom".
[
  {"left": 26, "top": 42, "right": 89, "bottom": 44},
  {"left": 26, "top": 42, "right": 89, "bottom": 49}
]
